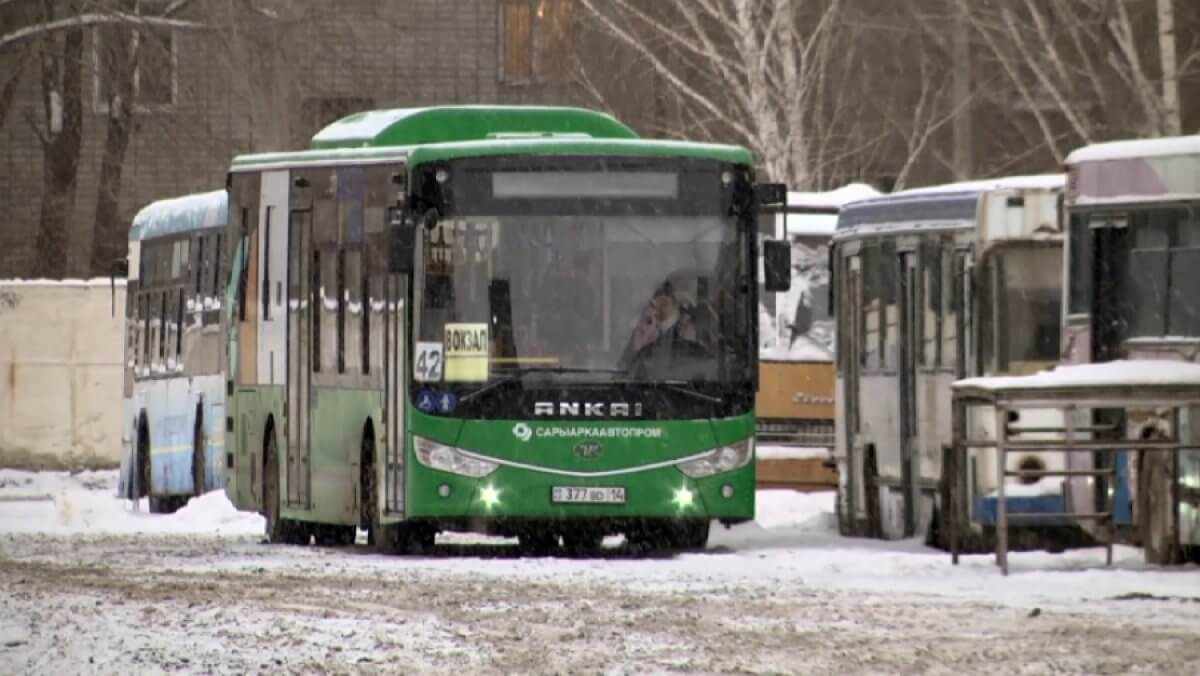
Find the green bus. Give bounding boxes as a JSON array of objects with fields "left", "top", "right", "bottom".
[{"left": 222, "top": 106, "right": 789, "bottom": 553}]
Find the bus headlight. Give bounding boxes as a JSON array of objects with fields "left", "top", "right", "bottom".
[
  {"left": 413, "top": 436, "right": 498, "bottom": 478},
  {"left": 677, "top": 438, "right": 753, "bottom": 478}
]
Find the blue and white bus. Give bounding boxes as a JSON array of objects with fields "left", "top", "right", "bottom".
[{"left": 117, "top": 190, "right": 229, "bottom": 512}]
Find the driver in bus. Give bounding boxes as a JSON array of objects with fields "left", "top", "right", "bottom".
[{"left": 619, "top": 271, "right": 714, "bottom": 378}]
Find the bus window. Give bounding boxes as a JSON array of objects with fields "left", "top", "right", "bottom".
[
  {"left": 141, "top": 292, "right": 150, "bottom": 372},
  {"left": 192, "top": 234, "right": 204, "bottom": 299},
  {"left": 922, "top": 242, "right": 941, "bottom": 367},
  {"left": 942, "top": 248, "right": 958, "bottom": 370},
  {"left": 336, "top": 247, "right": 345, "bottom": 374},
  {"left": 175, "top": 287, "right": 184, "bottom": 366},
  {"left": 1129, "top": 211, "right": 1170, "bottom": 337},
  {"left": 860, "top": 243, "right": 880, "bottom": 369},
  {"left": 996, "top": 244, "right": 1061, "bottom": 372},
  {"left": 158, "top": 291, "right": 167, "bottom": 368},
  {"left": 1068, "top": 214, "right": 1092, "bottom": 315},
  {"left": 213, "top": 233, "right": 224, "bottom": 302},
  {"left": 312, "top": 249, "right": 322, "bottom": 373},
  {"left": 880, "top": 240, "right": 898, "bottom": 369},
  {"left": 1170, "top": 213, "right": 1200, "bottom": 335}
]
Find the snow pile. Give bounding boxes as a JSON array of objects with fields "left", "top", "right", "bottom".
[
  {"left": 0, "top": 469, "right": 263, "bottom": 536},
  {"left": 753, "top": 489, "right": 836, "bottom": 531}
]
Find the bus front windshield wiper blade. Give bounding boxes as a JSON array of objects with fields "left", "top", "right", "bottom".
[
  {"left": 457, "top": 366, "right": 626, "bottom": 405},
  {"left": 655, "top": 380, "right": 724, "bottom": 405}
]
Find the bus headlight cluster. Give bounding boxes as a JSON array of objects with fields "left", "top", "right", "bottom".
[
  {"left": 413, "top": 436, "right": 498, "bottom": 478},
  {"left": 676, "top": 438, "right": 753, "bottom": 478}
]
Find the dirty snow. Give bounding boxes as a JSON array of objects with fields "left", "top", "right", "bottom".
[{"left": 2, "top": 471, "right": 1200, "bottom": 674}]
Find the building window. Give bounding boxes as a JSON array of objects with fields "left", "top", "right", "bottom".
[
  {"left": 93, "top": 24, "right": 177, "bottom": 111},
  {"left": 500, "top": 0, "right": 573, "bottom": 84}
]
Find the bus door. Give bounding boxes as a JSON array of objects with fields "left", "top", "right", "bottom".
[
  {"left": 898, "top": 250, "right": 920, "bottom": 537},
  {"left": 384, "top": 273, "right": 407, "bottom": 515},
  {"left": 840, "top": 252, "right": 863, "bottom": 526},
  {"left": 259, "top": 171, "right": 289, "bottom": 385},
  {"left": 286, "top": 208, "right": 312, "bottom": 508}
]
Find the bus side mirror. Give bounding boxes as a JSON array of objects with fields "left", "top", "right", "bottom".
[
  {"left": 763, "top": 240, "right": 791, "bottom": 292},
  {"left": 755, "top": 182, "right": 786, "bottom": 208},
  {"left": 388, "top": 208, "right": 417, "bottom": 275}
]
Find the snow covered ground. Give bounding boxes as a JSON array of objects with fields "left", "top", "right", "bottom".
[{"left": 2, "top": 471, "right": 1199, "bottom": 674}]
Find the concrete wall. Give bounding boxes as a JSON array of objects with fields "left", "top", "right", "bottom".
[{"left": 0, "top": 280, "right": 126, "bottom": 469}]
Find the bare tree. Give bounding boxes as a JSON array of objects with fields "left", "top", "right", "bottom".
[
  {"left": 91, "top": 0, "right": 199, "bottom": 276},
  {"left": 959, "top": 0, "right": 1194, "bottom": 162},
  {"left": 577, "top": 0, "right": 843, "bottom": 188},
  {"left": 0, "top": 0, "right": 203, "bottom": 277},
  {"left": 29, "top": 1, "right": 84, "bottom": 278}
]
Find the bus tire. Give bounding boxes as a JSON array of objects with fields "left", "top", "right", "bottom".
[
  {"left": 562, "top": 530, "right": 604, "bottom": 556},
  {"left": 672, "top": 519, "right": 710, "bottom": 551},
  {"left": 314, "top": 524, "right": 356, "bottom": 547},
  {"left": 134, "top": 415, "right": 151, "bottom": 500},
  {"left": 864, "top": 446, "right": 882, "bottom": 539},
  {"left": 519, "top": 531, "right": 559, "bottom": 556},
  {"left": 192, "top": 403, "right": 207, "bottom": 497},
  {"left": 263, "top": 424, "right": 291, "bottom": 544},
  {"left": 360, "top": 424, "right": 390, "bottom": 552}
]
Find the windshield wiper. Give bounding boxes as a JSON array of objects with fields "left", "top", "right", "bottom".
[
  {"left": 457, "top": 366, "right": 626, "bottom": 405},
  {"left": 654, "top": 380, "right": 724, "bottom": 405}
]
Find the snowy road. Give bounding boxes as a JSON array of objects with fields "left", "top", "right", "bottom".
[{"left": 2, "top": 472, "right": 1200, "bottom": 674}]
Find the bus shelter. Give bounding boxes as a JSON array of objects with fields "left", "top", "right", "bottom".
[{"left": 948, "top": 361, "right": 1200, "bottom": 575}]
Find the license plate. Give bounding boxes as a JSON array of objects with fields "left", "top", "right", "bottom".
[{"left": 551, "top": 486, "right": 626, "bottom": 504}]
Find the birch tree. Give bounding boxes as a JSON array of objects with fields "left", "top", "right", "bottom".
[
  {"left": 0, "top": 0, "right": 202, "bottom": 276},
  {"left": 959, "top": 0, "right": 1194, "bottom": 162},
  {"left": 92, "top": 0, "right": 201, "bottom": 275},
  {"left": 577, "top": 0, "right": 842, "bottom": 188}
]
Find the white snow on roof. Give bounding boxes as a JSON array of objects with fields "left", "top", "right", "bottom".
[
  {"left": 1066, "top": 135, "right": 1200, "bottom": 164},
  {"left": 784, "top": 212, "right": 839, "bottom": 236},
  {"left": 130, "top": 189, "right": 227, "bottom": 241},
  {"left": 787, "top": 183, "right": 881, "bottom": 209},
  {"left": 311, "top": 109, "right": 417, "bottom": 145},
  {"left": 897, "top": 173, "right": 1064, "bottom": 197},
  {"left": 784, "top": 183, "right": 881, "bottom": 235},
  {"left": 955, "top": 360, "right": 1200, "bottom": 392}
]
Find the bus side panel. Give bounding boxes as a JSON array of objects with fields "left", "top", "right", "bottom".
[
  {"left": 145, "top": 377, "right": 193, "bottom": 496},
  {"left": 299, "top": 388, "right": 383, "bottom": 527}
]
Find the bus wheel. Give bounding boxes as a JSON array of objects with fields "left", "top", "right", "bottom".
[
  {"left": 360, "top": 426, "right": 392, "bottom": 552},
  {"left": 519, "top": 531, "right": 559, "bottom": 556},
  {"left": 192, "top": 404, "right": 207, "bottom": 497},
  {"left": 864, "top": 447, "right": 882, "bottom": 539},
  {"left": 315, "top": 524, "right": 356, "bottom": 547},
  {"left": 135, "top": 416, "right": 151, "bottom": 500},
  {"left": 263, "top": 427, "right": 289, "bottom": 544},
  {"left": 671, "top": 519, "right": 710, "bottom": 551}
]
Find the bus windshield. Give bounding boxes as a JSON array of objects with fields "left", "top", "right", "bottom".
[{"left": 416, "top": 214, "right": 750, "bottom": 387}]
